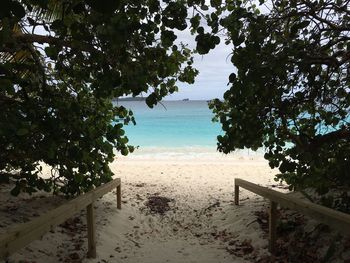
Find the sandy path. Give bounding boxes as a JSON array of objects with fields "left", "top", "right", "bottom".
[
  {"left": 84, "top": 159, "right": 276, "bottom": 263},
  {"left": 4, "top": 157, "right": 277, "bottom": 263}
]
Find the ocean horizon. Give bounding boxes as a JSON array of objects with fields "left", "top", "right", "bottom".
[
  {"left": 113, "top": 100, "right": 265, "bottom": 158},
  {"left": 116, "top": 100, "right": 221, "bottom": 148}
]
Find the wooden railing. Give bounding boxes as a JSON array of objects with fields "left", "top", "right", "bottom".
[
  {"left": 0, "top": 178, "right": 121, "bottom": 260},
  {"left": 234, "top": 178, "right": 350, "bottom": 253}
]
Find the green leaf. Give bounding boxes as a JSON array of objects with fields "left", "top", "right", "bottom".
[
  {"left": 121, "top": 147, "right": 128, "bottom": 156},
  {"left": 201, "top": 5, "right": 209, "bottom": 10},
  {"left": 228, "top": 73, "right": 236, "bottom": 83},
  {"left": 161, "top": 30, "right": 177, "bottom": 48},
  {"left": 86, "top": 0, "right": 120, "bottom": 13},
  {"left": 10, "top": 1, "right": 25, "bottom": 18},
  {"left": 210, "top": 0, "right": 221, "bottom": 7},
  {"left": 16, "top": 128, "right": 28, "bottom": 136},
  {"left": 44, "top": 46, "right": 59, "bottom": 60}
]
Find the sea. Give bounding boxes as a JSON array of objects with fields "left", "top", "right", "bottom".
[
  {"left": 117, "top": 100, "right": 220, "bottom": 146},
  {"left": 115, "top": 100, "right": 262, "bottom": 159}
]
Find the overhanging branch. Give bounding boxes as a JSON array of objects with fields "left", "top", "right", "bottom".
[
  {"left": 311, "top": 128, "right": 350, "bottom": 147},
  {"left": 12, "top": 33, "right": 99, "bottom": 54}
]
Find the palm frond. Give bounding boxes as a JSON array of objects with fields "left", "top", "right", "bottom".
[{"left": 27, "top": 0, "right": 66, "bottom": 22}]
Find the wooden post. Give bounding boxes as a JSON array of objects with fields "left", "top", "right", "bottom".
[
  {"left": 0, "top": 178, "right": 121, "bottom": 260},
  {"left": 86, "top": 203, "right": 96, "bottom": 258},
  {"left": 268, "top": 201, "right": 278, "bottom": 254},
  {"left": 116, "top": 184, "right": 121, "bottom": 209},
  {"left": 234, "top": 184, "right": 239, "bottom": 205}
]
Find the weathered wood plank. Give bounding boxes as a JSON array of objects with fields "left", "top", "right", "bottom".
[
  {"left": 234, "top": 178, "right": 350, "bottom": 234},
  {"left": 268, "top": 201, "right": 278, "bottom": 253},
  {"left": 234, "top": 185, "right": 239, "bottom": 205},
  {"left": 87, "top": 203, "right": 96, "bottom": 258},
  {"left": 117, "top": 184, "right": 121, "bottom": 210},
  {"left": 0, "top": 178, "right": 121, "bottom": 260}
]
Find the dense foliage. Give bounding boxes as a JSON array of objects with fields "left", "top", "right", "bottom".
[
  {"left": 210, "top": 0, "right": 350, "bottom": 196},
  {"left": 3, "top": 0, "right": 348, "bottom": 200},
  {"left": 0, "top": 0, "right": 223, "bottom": 196}
]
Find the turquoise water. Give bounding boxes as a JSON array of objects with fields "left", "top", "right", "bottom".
[{"left": 116, "top": 100, "right": 222, "bottom": 148}]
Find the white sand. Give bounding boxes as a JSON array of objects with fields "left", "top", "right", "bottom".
[{"left": 3, "top": 153, "right": 280, "bottom": 262}]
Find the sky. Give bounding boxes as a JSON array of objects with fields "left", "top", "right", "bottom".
[{"left": 165, "top": 29, "right": 234, "bottom": 101}]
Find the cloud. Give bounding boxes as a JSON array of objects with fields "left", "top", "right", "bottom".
[{"left": 167, "top": 28, "right": 234, "bottom": 100}]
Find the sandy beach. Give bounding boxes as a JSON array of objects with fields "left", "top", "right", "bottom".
[
  {"left": 1, "top": 153, "right": 275, "bottom": 262},
  {"left": 2, "top": 152, "right": 349, "bottom": 262}
]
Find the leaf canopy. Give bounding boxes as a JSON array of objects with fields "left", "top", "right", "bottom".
[
  {"left": 210, "top": 0, "right": 350, "bottom": 196},
  {"left": 0, "top": 0, "right": 222, "bottom": 196}
]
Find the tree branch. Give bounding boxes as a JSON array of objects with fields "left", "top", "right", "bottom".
[
  {"left": 12, "top": 33, "right": 99, "bottom": 54},
  {"left": 311, "top": 128, "right": 350, "bottom": 148}
]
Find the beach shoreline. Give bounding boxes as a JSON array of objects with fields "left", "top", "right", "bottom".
[{"left": 116, "top": 146, "right": 266, "bottom": 162}]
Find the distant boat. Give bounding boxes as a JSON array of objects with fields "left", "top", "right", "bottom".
[
  {"left": 182, "top": 98, "right": 189, "bottom": 101},
  {"left": 113, "top": 97, "right": 146, "bottom": 102}
]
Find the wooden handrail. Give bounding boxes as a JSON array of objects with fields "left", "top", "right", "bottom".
[
  {"left": 0, "top": 178, "right": 121, "bottom": 260},
  {"left": 234, "top": 178, "right": 350, "bottom": 253}
]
